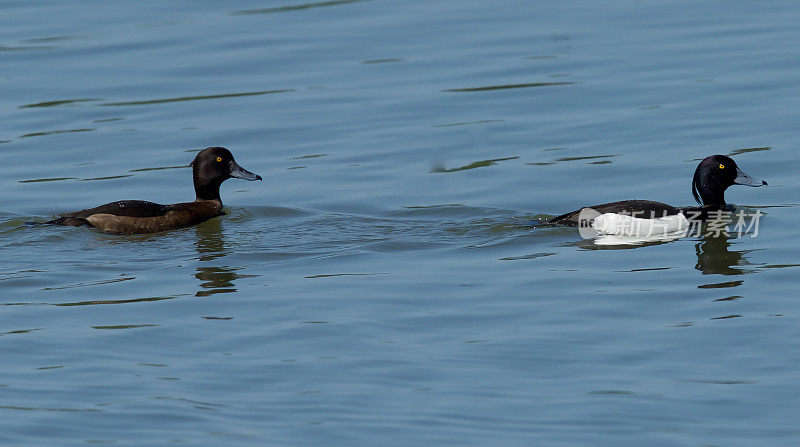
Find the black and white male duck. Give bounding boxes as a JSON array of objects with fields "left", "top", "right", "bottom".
[
  {"left": 46, "top": 147, "right": 261, "bottom": 234},
  {"left": 544, "top": 155, "right": 766, "bottom": 227}
]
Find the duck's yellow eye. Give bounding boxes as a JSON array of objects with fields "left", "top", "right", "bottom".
[
  {"left": 216, "top": 156, "right": 223, "bottom": 162},
  {"left": 718, "top": 163, "right": 725, "bottom": 169}
]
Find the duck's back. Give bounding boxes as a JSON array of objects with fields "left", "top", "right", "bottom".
[
  {"left": 48, "top": 200, "right": 223, "bottom": 234},
  {"left": 61, "top": 200, "right": 172, "bottom": 219},
  {"left": 545, "top": 200, "right": 681, "bottom": 226}
]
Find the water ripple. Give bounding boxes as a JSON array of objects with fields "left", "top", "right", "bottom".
[
  {"left": 19, "top": 98, "right": 101, "bottom": 108},
  {"left": 232, "top": 0, "right": 373, "bottom": 15},
  {"left": 431, "top": 156, "right": 519, "bottom": 173},
  {"left": 442, "top": 82, "right": 575, "bottom": 92},
  {"left": 101, "top": 89, "right": 293, "bottom": 106}
]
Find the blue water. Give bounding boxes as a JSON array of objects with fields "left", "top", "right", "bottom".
[{"left": 2, "top": 0, "right": 799, "bottom": 445}]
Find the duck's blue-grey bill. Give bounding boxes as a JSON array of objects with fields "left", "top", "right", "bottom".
[
  {"left": 230, "top": 161, "right": 262, "bottom": 181},
  {"left": 734, "top": 168, "right": 767, "bottom": 187}
]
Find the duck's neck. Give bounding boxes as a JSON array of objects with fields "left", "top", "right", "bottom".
[
  {"left": 698, "top": 188, "right": 726, "bottom": 207},
  {"left": 194, "top": 179, "right": 223, "bottom": 204},
  {"left": 694, "top": 171, "right": 729, "bottom": 207},
  {"left": 692, "top": 176, "right": 726, "bottom": 208}
]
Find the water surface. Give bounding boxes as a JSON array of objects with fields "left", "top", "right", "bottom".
[{"left": 2, "top": 0, "right": 800, "bottom": 445}]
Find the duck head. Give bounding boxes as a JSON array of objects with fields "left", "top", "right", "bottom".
[
  {"left": 191, "top": 147, "right": 262, "bottom": 201},
  {"left": 691, "top": 155, "right": 766, "bottom": 206}
]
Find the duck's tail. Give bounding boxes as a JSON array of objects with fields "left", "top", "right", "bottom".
[{"left": 28, "top": 217, "right": 91, "bottom": 227}]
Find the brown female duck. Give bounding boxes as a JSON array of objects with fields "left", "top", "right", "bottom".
[{"left": 46, "top": 147, "right": 261, "bottom": 234}]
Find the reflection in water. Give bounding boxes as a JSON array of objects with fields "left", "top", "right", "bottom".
[
  {"left": 698, "top": 280, "right": 743, "bottom": 289},
  {"left": 195, "top": 266, "right": 239, "bottom": 297},
  {"left": 694, "top": 234, "right": 755, "bottom": 275},
  {"left": 193, "top": 218, "right": 245, "bottom": 297},
  {"left": 571, "top": 237, "right": 674, "bottom": 250},
  {"left": 195, "top": 218, "right": 227, "bottom": 262}
]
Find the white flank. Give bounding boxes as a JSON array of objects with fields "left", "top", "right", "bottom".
[{"left": 592, "top": 212, "right": 689, "bottom": 238}]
